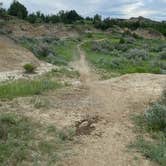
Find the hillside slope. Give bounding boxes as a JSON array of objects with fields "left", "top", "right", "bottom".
[
  {"left": 1, "top": 19, "right": 79, "bottom": 38},
  {"left": 0, "top": 35, "right": 41, "bottom": 72},
  {"left": 0, "top": 35, "right": 54, "bottom": 82}
]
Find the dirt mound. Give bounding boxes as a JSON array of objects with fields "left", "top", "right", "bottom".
[
  {"left": 134, "top": 28, "right": 165, "bottom": 39},
  {"left": 101, "top": 73, "right": 166, "bottom": 90},
  {"left": 0, "top": 35, "right": 41, "bottom": 72}
]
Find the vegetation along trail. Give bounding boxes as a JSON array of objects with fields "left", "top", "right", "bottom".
[{"left": 61, "top": 41, "right": 166, "bottom": 166}]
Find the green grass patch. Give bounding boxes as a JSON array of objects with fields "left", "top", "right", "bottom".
[
  {"left": 0, "top": 113, "right": 75, "bottom": 165},
  {"left": 132, "top": 136, "right": 166, "bottom": 166},
  {"left": 82, "top": 33, "right": 166, "bottom": 77},
  {"left": 18, "top": 37, "right": 77, "bottom": 66},
  {"left": 0, "top": 79, "right": 61, "bottom": 99},
  {"left": 131, "top": 91, "right": 166, "bottom": 166},
  {"left": 53, "top": 39, "right": 77, "bottom": 64},
  {"left": 51, "top": 67, "right": 80, "bottom": 78}
]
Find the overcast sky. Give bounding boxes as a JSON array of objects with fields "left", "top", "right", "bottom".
[{"left": 1, "top": 0, "right": 166, "bottom": 21}]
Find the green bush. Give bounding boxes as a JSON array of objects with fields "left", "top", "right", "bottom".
[
  {"left": 37, "top": 43, "right": 51, "bottom": 57},
  {"left": 23, "top": 63, "right": 36, "bottom": 73},
  {"left": 121, "top": 34, "right": 136, "bottom": 44},
  {"left": 132, "top": 33, "right": 141, "bottom": 39},
  {"left": 115, "top": 43, "right": 131, "bottom": 52},
  {"left": 144, "top": 103, "right": 166, "bottom": 132},
  {"left": 86, "top": 33, "right": 93, "bottom": 38},
  {"left": 119, "top": 37, "right": 125, "bottom": 44},
  {"left": 132, "top": 89, "right": 166, "bottom": 166},
  {"left": 162, "top": 89, "right": 166, "bottom": 100},
  {"left": 133, "top": 137, "right": 166, "bottom": 166},
  {"left": 159, "top": 51, "right": 166, "bottom": 60},
  {"left": 125, "top": 48, "right": 148, "bottom": 60},
  {"left": 109, "top": 57, "right": 126, "bottom": 69},
  {"left": 91, "top": 40, "right": 114, "bottom": 54}
]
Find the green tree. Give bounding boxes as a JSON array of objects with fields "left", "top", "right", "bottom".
[
  {"left": 50, "top": 14, "right": 60, "bottom": 23},
  {"left": 27, "top": 13, "right": 36, "bottom": 23},
  {"left": 93, "top": 14, "right": 102, "bottom": 28},
  {"left": 8, "top": 0, "right": 28, "bottom": 19},
  {"left": 66, "top": 10, "right": 83, "bottom": 23},
  {"left": 0, "top": 2, "right": 2, "bottom": 10},
  {"left": 0, "top": 2, "right": 7, "bottom": 17},
  {"left": 58, "top": 10, "right": 82, "bottom": 24}
]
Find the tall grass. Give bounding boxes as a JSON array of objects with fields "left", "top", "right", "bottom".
[{"left": 0, "top": 79, "right": 61, "bottom": 99}]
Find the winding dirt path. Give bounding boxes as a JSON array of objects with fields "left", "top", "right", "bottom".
[{"left": 61, "top": 42, "right": 166, "bottom": 166}]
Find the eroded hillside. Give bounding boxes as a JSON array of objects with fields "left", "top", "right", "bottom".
[{"left": 0, "top": 35, "right": 40, "bottom": 71}]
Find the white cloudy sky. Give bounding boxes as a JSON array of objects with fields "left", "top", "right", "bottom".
[{"left": 1, "top": 0, "right": 166, "bottom": 20}]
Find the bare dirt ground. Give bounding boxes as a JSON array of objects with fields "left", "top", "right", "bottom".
[{"left": 0, "top": 41, "right": 166, "bottom": 166}]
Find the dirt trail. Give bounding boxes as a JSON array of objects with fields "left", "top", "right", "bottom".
[
  {"left": 71, "top": 44, "right": 97, "bottom": 84},
  {"left": 61, "top": 43, "right": 166, "bottom": 166}
]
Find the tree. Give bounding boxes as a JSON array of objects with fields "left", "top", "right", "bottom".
[
  {"left": 8, "top": 0, "right": 28, "bottom": 19},
  {"left": 66, "top": 10, "right": 83, "bottom": 23},
  {"left": 93, "top": 14, "right": 102, "bottom": 28},
  {"left": 49, "top": 15, "right": 60, "bottom": 23},
  {"left": 99, "top": 18, "right": 112, "bottom": 30},
  {"left": 58, "top": 10, "right": 82, "bottom": 24},
  {"left": 0, "top": 2, "right": 7, "bottom": 17},
  {"left": 85, "top": 17, "right": 93, "bottom": 21},
  {"left": 27, "top": 13, "right": 36, "bottom": 23},
  {"left": 0, "top": 2, "right": 3, "bottom": 15},
  {"left": 35, "top": 11, "right": 44, "bottom": 23}
]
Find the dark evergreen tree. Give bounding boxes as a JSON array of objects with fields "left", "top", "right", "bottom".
[
  {"left": 27, "top": 13, "right": 36, "bottom": 23},
  {"left": 0, "top": 2, "right": 7, "bottom": 18},
  {"left": 93, "top": 14, "right": 102, "bottom": 28},
  {"left": 50, "top": 15, "right": 60, "bottom": 23},
  {"left": 8, "top": 0, "right": 28, "bottom": 19},
  {"left": 65, "top": 10, "right": 83, "bottom": 23},
  {"left": 58, "top": 10, "right": 82, "bottom": 24}
]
